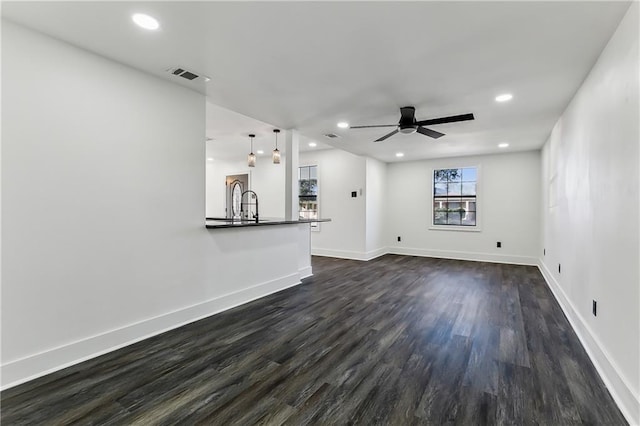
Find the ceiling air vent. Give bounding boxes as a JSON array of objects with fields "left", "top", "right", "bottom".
[
  {"left": 167, "top": 67, "right": 201, "bottom": 81},
  {"left": 324, "top": 133, "right": 340, "bottom": 139}
]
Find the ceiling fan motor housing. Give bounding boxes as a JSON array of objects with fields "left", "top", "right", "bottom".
[{"left": 399, "top": 106, "right": 418, "bottom": 133}]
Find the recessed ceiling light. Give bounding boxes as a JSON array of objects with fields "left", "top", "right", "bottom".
[
  {"left": 308, "top": 142, "right": 317, "bottom": 147},
  {"left": 207, "top": 157, "right": 214, "bottom": 161},
  {"left": 257, "top": 150, "right": 264, "bottom": 154},
  {"left": 396, "top": 152, "right": 404, "bottom": 157},
  {"left": 337, "top": 122, "right": 349, "bottom": 129},
  {"left": 132, "top": 13, "right": 159, "bottom": 30},
  {"left": 498, "top": 143, "right": 509, "bottom": 148},
  {"left": 495, "top": 93, "right": 513, "bottom": 102}
]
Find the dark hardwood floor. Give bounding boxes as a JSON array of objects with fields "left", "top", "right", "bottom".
[{"left": 1, "top": 255, "right": 627, "bottom": 425}]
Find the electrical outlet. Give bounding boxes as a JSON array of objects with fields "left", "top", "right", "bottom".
[
  {"left": 558, "top": 263, "right": 561, "bottom": 274},
  {"left": 351, "top": 191, "right": 357, "bottom": 198},
  {"left": 592, "top": 300, "right": 597, "bottom": 316},
  {"left": 397, "top": 236, "right": 401, "bottom": 242},
  {"left": 496, "top": 242, "right": 502, "bottom": 248}
]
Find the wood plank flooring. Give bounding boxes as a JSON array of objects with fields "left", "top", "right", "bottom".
[{"left": 1, "top": 255, "right": 627, "bottom": 425}]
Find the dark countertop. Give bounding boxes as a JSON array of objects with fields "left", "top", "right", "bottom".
[{"left": 205, "top": 217, "right": 331, "bottom": 229}]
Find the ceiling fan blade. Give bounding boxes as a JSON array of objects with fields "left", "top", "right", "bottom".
[
  {"left": 350, "top": 124, "right": 397, "bottom": 129},
  {"left": 374, "top": 129, "right": 399, "bottom": 142},
  {"left": 400, "top": 106, "right": 416, "bottom": 122},
  {"left": 416, "top": 113, "right": 475, "bottom": 126},
  {"left": 417, "top": 126, "right": 445, "bottom": 139}
]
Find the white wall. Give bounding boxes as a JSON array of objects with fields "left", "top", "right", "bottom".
[
  {"left": 302, "top": 149, "right": 541, "bottom": 265},
  {"left": 365, "top": 157, "right": 387, "bottom": 258},
  {"left": 539, "top": 4, "right": 639, "bottom": 423},
  {"left": 251, "top": 156, "right": 286, "bottom": 218},
  {"left": 1, "top": 21, "right": 308, "bottom": 388},
  {"left": 386, "top": 151, "right": 541, "bottom": 264},
  {"left": 206, "top": 157, "right": 286, "bottom": 219},
  {"left": 300, "top": 149, "right": 367, "bottom": 259},
  {"left": 206, "top": 158, "right": 247, "bottom": 217}
]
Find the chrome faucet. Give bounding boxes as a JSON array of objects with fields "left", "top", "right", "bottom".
[{"left": 241, "top": 190, "right": 259, "bottom": 223}]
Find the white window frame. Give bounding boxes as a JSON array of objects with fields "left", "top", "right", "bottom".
[
  {"left": 429, "top": 165, "right": 482, "bottom": 232},
  {"left": 298, "top": 164, "right": 320, "bottom": 232}
]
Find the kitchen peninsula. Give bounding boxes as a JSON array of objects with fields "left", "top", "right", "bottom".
[
  {"left": 205, "top": 217, "right": 330, "bottom": 229},
  {"left": 203, "top": 217, "right": 331, "bottom": 305}
]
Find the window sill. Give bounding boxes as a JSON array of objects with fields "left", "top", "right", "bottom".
[{"left": 429, "top": 226, "right": 481, "bottom": 233}]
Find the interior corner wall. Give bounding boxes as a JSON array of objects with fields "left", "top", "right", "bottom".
[
  {"left": 1, "top": 21, "right": 304, "bottom": 388},
  {"left": 365, "top": 157, "right": 387, "bottom": 259},
  {"left": 385, "top": 151, "right": 541, "bottom": 264},
  {"left": 300, "top": 149, "right": 367, "bottom": 260},
  {"left": 538, "top": 3, "right": 639, "bottom": 423}
]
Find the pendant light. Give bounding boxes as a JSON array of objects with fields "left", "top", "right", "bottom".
[
  {"left": 272, "top": 129, "right": 281, "bottom": 164},
  {"left": 247, "top": 134, "right": 256, "bottom": 167}
]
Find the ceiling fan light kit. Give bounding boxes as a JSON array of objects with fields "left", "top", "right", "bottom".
[
  {"left": 399, "top": 125, "right": 417, "bottom": 134},
  {"left": 350, "top": 106, "right": 474, "bottom": 143}
]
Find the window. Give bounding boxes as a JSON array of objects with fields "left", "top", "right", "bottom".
[
  {"left": 433, "top": 167, "right": 477, "bottom": 227},
  {"left": 299, "top": 165, "right": 319, "bottom": 229}
]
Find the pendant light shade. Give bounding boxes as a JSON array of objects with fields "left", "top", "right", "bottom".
[
  {"left": 248, "top": 134, "right": 256, "bottom": 167},
  {"left": 272, "top": 129, "right": 281, "bottom": 164}
]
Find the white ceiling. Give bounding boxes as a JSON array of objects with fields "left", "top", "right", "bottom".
[
  {"left": 3, "top": 1, "right": 631, "bottom": 163},
  {"left": 205, "top": 101, "right": 332, "bottom": 162}
]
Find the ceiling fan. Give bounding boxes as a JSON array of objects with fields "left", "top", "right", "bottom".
[{"left": 350, "top": 106, "right": 474, "bottom": 142}]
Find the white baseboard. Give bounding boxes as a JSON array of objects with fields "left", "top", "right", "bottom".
[
  {"left": 311, "top": 247, "right": 388, "bottom": 261},
  {"left": 1, "top": 273, "right": 302, "bottom": 390},
  {"left": 363, "top": 247, "right": 388, "bottom": 261},
  {"left": 312, "top": 246, "right": 537, "bottom": 265},
  {"left": 538, "top": 260, "right": 640, "bottom": 426},
  {"left": 299, "top": 266, "right": 313, "bottom": 279},
  {"left": 388, "top": 246, "right": 538, "bottom": 266}
]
